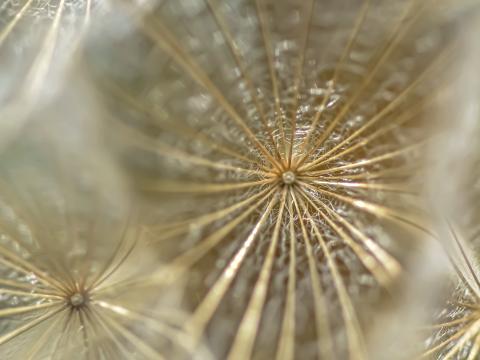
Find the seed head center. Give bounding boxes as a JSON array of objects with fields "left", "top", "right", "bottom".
[
  {"left": 69, "top": 292, "right": 86, "bottom": 308},
  {"left": 281, "top": 171, "right": 296, "bottom": 185}
]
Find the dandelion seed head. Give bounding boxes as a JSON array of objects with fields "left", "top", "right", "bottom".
[{"left": 80, "top": 0, "right": 475, "bottom": 357}]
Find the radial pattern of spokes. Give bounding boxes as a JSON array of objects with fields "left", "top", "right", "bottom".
[
  {"left": 0, "top": 0, "right": 94, "bottom": 150},
  {"left": 86, "top": 0, "right": 466, "bottom": 358},
  {"left": 0, "top": 0, "right": 93, "bottom": 94},
  {"left": 0, "top": 140, "right": 205, "bottom": 359}
]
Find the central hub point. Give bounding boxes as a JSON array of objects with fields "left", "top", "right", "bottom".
[
  {"left": 281, "top": 171, "right": 296, "bottom": 185},
  {"left": 69, "top": 292, "right": 86, "bottom": 308}
]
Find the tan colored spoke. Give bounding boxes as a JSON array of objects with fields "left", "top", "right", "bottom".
[
  {"left": 443, "top": 319, "right": 480, "bottom": 359},
  {"left": 76, "top": 310, "right": 93, "bottom": 359},
  {"left": 425, "top": 315, "right": 476, "bottom": 330},
  {"left": 131, "top": 6, "right": 281, "bottom": 170},
  {"left": 1, "top": 179, "right": 78, "bottom": 295},
  {"left": 422, "top": 325, "right": 469, "bottom": 358},
  {"left": 315, "top": 166, "right": 416, "bottom": 181},
  {"left": 96, "top": 301, "right": 195, "bottom": 353},
  {"left": 0, "top": 0, "right": 35, "bottom": 46},
  {"left": 452, "top": 260, "right": 480, "bottom": 303},
  {"left": 0, "top": 180, "right": 72, "bottom": 282},
  {"left": 454, "top": 302, "right": 480, "bottom": 311},
  {"left": 163, "top": 187, "right": 273, "bottom": 279},
  {"left": 255, "top": 0, "right": 287, "bottom": 157},
  {"left": 185, "top": 195, "right": 278, "bottom": 342},
  {"left": 96, "top": 187, "right": 276, "bottom": 294},
  {"left": 296, "top": 0, "right": 426, "bottom": 163},
  {"left": 24, "top": 0, "right": 66, "bottom": 97},
  {"left": 0, "top": 278, "right": 54, "bottom": 293},
  {"left": 206, "top": 0, "right": 281, "bottom": 159},
  {"left": 82, "top": 306, "right": 118, "bottom": 360},
  {"left": 149, "top": 186, "right": 273, "bottom": 240},
  {"left": 141, "top": 178, "right": 274, "bottom": 194},
  {"left": 299, "top": 40, "right": 452, "bottom": 171},
  {"left": 0, "top": 288, "right": 62, "bottom": 300},
  {"left": 227, "top": 188, "right": 288, "bottom": 360},
  {"left": 331, "top": 0, "right": 371, "bottom": 79},
  {"left": 290, "top": 189, "right": 335, "bottom": 359},
  {"left": 96, "top": 304, "right": 165, "bottom": 360},
  {"left": 105, "top": 81, "right": 268, "bottom": 170},
  {"left": 286, "top": 0, "right": 315, "bottom": 168},
  {"left": 24, "top": 310, "right": 66, "bottom": 360},
  {"left": 84, "top": 0, "right": 92, "bottom": 25},
  {"left": 88, "top": 231, "right": 138, "bottom": 293},
  {"left": 467, "top": 332, "right": 480, "bottom": 360},
  {"left": 112, "top": 116, "right": 268, "bottom": 176},
  {"left": 0, "top": 305, "right": 64, "bottom": 345},
  {"left": 306, "top": 140, "right": 426, "bottom": 175},
  {"left": 299, "top": 188, "right": 397, "bottom": 288},
  {"left": 0, "top": 301, "right": 61, "bottom": 318},
  {"left": 295, "top": 190, "right": 366, "bottom": 359},
  {"left": 0, "top": 244, "right": 68, "bottom": 293},
  {"left": 86, "top": 212, "right": 136, "bottom": 291},
  {"left": 50, "top": 308, "right": 80, "bottom": 360},
  {"left": 306, "top": 179, "right": 412, "bottom": 194},
  {"left": 447, "top": 223, "right": 480, "bottom": 299},
  {"left": 305, "top": 103, "right": 427, "bottom": 169},
  {"left": 323, "top": 205, "right": 402, "bottom": 282},
  {"left": 89, "top": 306, "right": 135, "bottom": 359},
  {"left": 300, "top": 183, "right": 433, "bottom": 236},
  {"left": 276, "top": 196, "right": 298, "bottom": 360},
  {"left": 296, "top": 0, "right": 371, "bottom": 163}
]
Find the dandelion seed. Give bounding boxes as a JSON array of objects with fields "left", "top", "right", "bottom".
[{"left": 82, "top": 1, "right": 475, "bottom": 358}]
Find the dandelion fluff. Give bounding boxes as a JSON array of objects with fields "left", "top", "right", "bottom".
[{"left": 82, "top": 1, "right": 475, "bottom": 358}]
